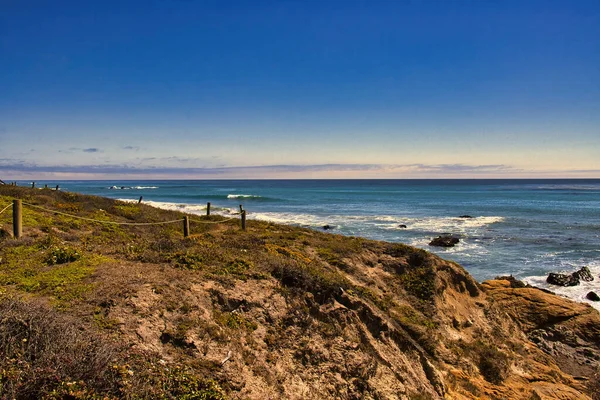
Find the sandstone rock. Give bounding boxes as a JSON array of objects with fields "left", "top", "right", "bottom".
[
  {"left": 429, "top": 235, "right": 459, "bottom": 247},
  {"left": 586, "top": 291, "right": 600, "bottom": 301},
  {"left": 495, "top": 275, "right": 528, "bottom": 288},
  {"left": 483, "top": 278, "right": 600, "bottom": 383}
]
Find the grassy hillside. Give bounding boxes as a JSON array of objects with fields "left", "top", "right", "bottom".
[{"left": 0, "top": 185, "right": 598, "bottom": 399}]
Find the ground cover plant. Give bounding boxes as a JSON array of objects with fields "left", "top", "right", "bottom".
[{"left": 0, "top": 185, "right": 598, "bottom": 399}]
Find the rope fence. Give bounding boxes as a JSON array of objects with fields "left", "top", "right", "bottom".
[
  {"left": 23, "top": 202, "right": 185, "bottom": 226},
  {"left": 3, "top": 198, "right": 248, "bottom": 239},
  {"left": 190, "top": 217, "right": 238, "bottom": 225},
  {"left": 0, "top": 203, "right": 11, "bottom": 216}
]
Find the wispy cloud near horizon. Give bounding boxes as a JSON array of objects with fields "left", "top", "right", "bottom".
[{"left": 5, "top": 159, "right": 593, "bottom": 180}]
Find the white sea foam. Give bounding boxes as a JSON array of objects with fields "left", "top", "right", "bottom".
[
  {"left": 109, "top": 185, "right": 159, "bottom": 190},
  {"left": 250, "top": 212, "right": 504, "bottom": 237},
  {"left": 523, "top": 262, "right": 600, "bottom": 311},
  {"left": 403, "top": 216, "right": 504, "bottom": 232},
  {"left": 227, "top": 194, "right": 262, "bottom": 199},
  {"left": 116, "top": 199, "right": 241, "bottom": 216},
  {"left": 251, "top": 212, "right": 322, "bottom": 226}
]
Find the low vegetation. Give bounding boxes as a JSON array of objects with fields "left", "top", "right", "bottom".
[{"left": 0, "top": 185, "right": 597, "bottom": 399}]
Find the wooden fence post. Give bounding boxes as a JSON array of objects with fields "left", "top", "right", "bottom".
[
  {"left": 13, "top": 199, "right": 22, "bottom": 239},
  {"left": 183, "top": 216, "right": 190, "bottom": 237},
  {"left": 31, "top": 182, "right": 35, "bottom": 189},
  {"left": 207, "top": 202, "right": 211, "bottom": 216},
  {"left": 241, "top": 210, "right": 246, "bottom": 231},
  {"left": 239, "top": 204, "right": 244, "bottom": 213}
]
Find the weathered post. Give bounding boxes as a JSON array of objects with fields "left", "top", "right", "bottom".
[
  {"left": 138, "top": 196, "right": 143, "bottom": 204},
  {"left": 44, "top": 184, "right": 48, "bottom": 189},
  {"left": 31, "top": 182, "right": 35, "bottom": 189},
  {"left": 206, "top": 202, "right": 211, "bottom": 216},
  {"left": 13, "top": 199, "right": 22, "bottom": 239},
  {"left": 55, "top": 185, "right": 60, "bottom": 190},
  {"left": 239, "top": 204, "right": 244, "bottom": 213},
  {"left": 183, "top": 216, "right": 190, "bottom": 237},
  {"left": 241, "top": 210, "right": 247, "bottom": 231}
]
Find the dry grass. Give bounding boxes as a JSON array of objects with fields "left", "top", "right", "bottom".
[{"left": 0, "top": 296, "right": 121, "bottom": 398}]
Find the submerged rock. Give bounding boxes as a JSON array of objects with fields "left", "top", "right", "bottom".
[
  {"left": 398, "top": 224, "right": 407, "bottom": 228},
  {"left": 586, "top": 291, "right": 600, "bottom": 301},
  {"left": 458, "top": 215, "right": 473, "bottom": 219},
  {"left": 429, "top": 235, "right": 460, "bottom": 247},
  {"left": 322, "top": 225, "right": 335, "bottom": 231}
]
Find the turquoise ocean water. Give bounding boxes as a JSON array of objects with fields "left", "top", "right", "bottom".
[{"left": 24, "top": 179, "right": 600, "bottom": 309}]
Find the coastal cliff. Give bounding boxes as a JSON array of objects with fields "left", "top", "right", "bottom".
[{"left": 0, "top": 185, "right": 598, "bottom": 399}]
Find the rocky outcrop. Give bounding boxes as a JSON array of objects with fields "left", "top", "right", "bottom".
[
  {"left": 547, "top": 272, "right": 580, "bottom": 286},
  {"left": 429, "top": 235, "right": 459, "bottom": 247},
  {"left": 482, "top": 278, "right": 600, "bottom": 387},
  {"left": 547, "top": 267, "right": 594, "bottom": 287},
  {"left": 574, "top": 266, "right": 594, "bottom": 282}
]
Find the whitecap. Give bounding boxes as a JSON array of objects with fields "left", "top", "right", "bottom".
[
  {"left": 227, "top": 194, "right": 262, "bottom": 199},
  {"left": 522, "top": 262, "right": 600, "bottom": 311}
]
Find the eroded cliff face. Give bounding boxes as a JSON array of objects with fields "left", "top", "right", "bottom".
[{"left": 105, "top": 245, "right": 598, "bottom": 400}]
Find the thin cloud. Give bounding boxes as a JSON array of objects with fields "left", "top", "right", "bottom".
[
  {"left": 0, "top": 160, "right": 520, "bottom": 176},
  {"left": 122, "top": 146, "right": 140, "bottom": 151},
  {"left": 58, "top": 147, "right": 103, "bottom": 154},
  {"left": 407, "top": 164, "right": 516, "bottom": 173}
]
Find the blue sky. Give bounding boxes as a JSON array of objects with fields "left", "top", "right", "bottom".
[{"left": 1, "top": 0, "right": 599, "bottom": 179}]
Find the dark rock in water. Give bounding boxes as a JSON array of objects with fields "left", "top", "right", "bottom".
[
  {"left": 458, "top": 215, "right": 473, "bottom": 219},
  {"left": 398, "top": 224, "right": 407, "bottom": 228},
  {"left": 546, "top": 267, "right": 594, "bottom": 287},
  {"left": 429, "top": 235, "right": 460, "bottom": 247},
  {"left": 322, "top": 225, "right": 334, "bottom": 231},
  {"left": 546, "top": 273, "right": 580, "bottom": 287},
  {"left": 573, "top": 266, "right": 594, "bottom": 282},
  {"left": 586, "top": 291, "right": 600, "bottom": 301}
]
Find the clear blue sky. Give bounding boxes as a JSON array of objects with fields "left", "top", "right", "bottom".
[{"left": 1, "top": 0, "right": 599, "bottom": 179}]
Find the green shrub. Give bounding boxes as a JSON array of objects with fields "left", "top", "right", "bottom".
[
  {"left": 45, "top": 246, "right": 81, "bottom": 265},
  {"left": 471, "top": 341, "right": 510, "bottom": 384},
  {"left": 170, "top": 252, "right": 204, "bottom": 270}
]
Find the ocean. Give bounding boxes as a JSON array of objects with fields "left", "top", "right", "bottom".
[{"left": 24, "top": 179, "right": 600, "bottom": 309}]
